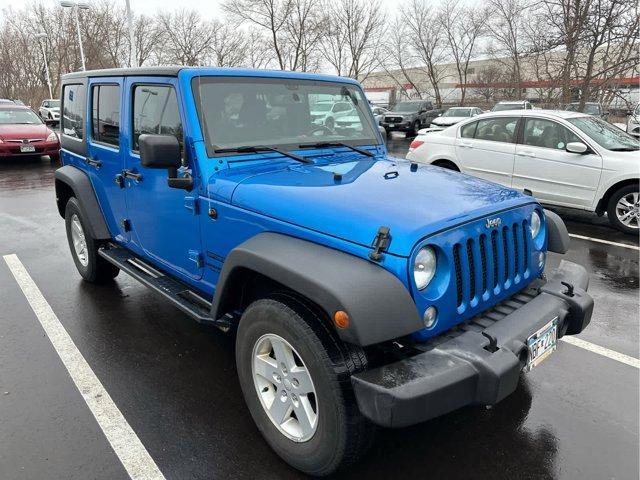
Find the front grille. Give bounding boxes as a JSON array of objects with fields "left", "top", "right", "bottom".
[
  {"left": 453, "top": 219, "right": 532, "bottom": 308},
  {"left": 5, "top": 138, "right": 44, "bottom": 143},
  {"left": 385, "top": 116, "right": 403, "bottom": 123}
]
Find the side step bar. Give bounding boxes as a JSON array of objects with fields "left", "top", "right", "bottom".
[{"left": 98, "top": 244, "right": 232, "bottom": 329}]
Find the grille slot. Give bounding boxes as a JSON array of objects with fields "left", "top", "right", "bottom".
[
  {"left": 466, "top": 239, "right": 476, "bottom": 300},
  {"left": 512, "top": 223, "right": 520, "bottom": 275},
  {"left": 491, "top": 230, "right": 499, "bottom": 287},
  {"left": 453, "top": 244, "right": 463, "bottom": 306},
  {"left": 522, "top": 221, "right": 529, "bottom": 270},
  {"left": 479, "top": 234, "right": 488, "bottom": 294},
  {"left": 502, "top": 227, "right": 510, "bottom": 281}
]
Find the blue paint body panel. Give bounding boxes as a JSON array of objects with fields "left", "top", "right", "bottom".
[{"left": 60, "top": 67, "right": 548, "bottom": 342}]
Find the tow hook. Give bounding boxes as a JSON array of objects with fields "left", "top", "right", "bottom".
[
  {"left": 482, "top": 332, "right": 499, "bottom": 353},
  {"left": 561, "top": 281, "right": 575, "bottom": 297}
]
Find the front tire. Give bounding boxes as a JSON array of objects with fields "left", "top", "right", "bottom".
[
  {"left": 64, "top": 197, "right": 119, "bottom": 282},
  {"left": 236, "top": 296, "right": 374, "bottom": 476},
  {"left": 607, "top": 185, "right": 639, "bottom": 234}
]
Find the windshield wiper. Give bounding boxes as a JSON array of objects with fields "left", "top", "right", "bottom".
[
  {"left": 609, "top": 147, "right": 639, "bottom": 151},
  {"left": 298, "top": 141, "right": 375, "bottom": 157},
  {"left": 213, "top": 145, "right": 312, "bottom": 163}
]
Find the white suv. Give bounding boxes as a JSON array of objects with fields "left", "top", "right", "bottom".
[
  {"left": 39, "top": 99, "right": 60, "bottom": 120},
  {"left": 406, "top": 110, "right": 640, "bottom": 234}
]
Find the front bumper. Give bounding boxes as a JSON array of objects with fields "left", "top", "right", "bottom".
[
  {"left": 0, "top": 141, "right": 60, "bottom": 158},
  {"left": 381, "top": 121, "right": 412, "bottom": 131},
  {"left": 352, "top": 260, "right": 593, "bottom": 428}
]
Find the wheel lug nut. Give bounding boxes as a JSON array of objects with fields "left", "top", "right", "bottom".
[
  {"left": 292, "top": 378, "right": 299, "bottom": 387},
  {"left": 291, "top": 393, "right": 298, "bottom": 402}
]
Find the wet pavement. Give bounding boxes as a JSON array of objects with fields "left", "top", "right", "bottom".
[{"left": 0, "top": 151, "right": 638, "bottom": 480}]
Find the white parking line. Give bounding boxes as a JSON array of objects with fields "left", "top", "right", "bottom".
[
  {"left": 569, "top": 233, "right": 639, "bottom": 251},
  {"left": 3, "top": 254, "right": 166, "bottom": 480},
  {"left": 560, "top": 336, "right": 640, "bottom": 369}
]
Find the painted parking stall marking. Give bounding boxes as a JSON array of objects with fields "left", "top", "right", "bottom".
[
  {"left": 569, "top": 233, "right": 639, "bottom": 251},
  {"left": 3, "top": 254, "right": 166, "bottom": 480},
  {"left": 560, "top": 336, "right": 640, "bottom": 369}
]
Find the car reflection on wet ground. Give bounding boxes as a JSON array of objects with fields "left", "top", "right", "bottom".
[{"left": 0, "top": 151, "right": 638, "bottom": 480}]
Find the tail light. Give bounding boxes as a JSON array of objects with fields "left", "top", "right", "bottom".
[{"left": 409, "top": 139, "right": 424, "bottom": 151}]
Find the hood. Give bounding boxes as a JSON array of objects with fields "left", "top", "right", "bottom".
[
  {"left": 432, "top": 116, "right": 466, "bottom": 126},
  {"left": 385, "top": 111, "right": 417, "bottom": 117},
  {"left": 0, "top": 123, "right": 49, "bottom": 140},
  {"left": 229, "top": 156, "right": 532, "bottom": 257}
]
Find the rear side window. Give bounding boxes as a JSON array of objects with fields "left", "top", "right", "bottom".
[
  {"left": 91, "top": 85, "right": 121, "bottom": 147},
  {"left": 460, "top": 121, "right": 477, "bottom": 138},
  {"left": 132, "top": 85, "right": 183, "bottom": 152},
  {"left": 474, "top": 117, "right": 518, "bottom": 143},
  {"left": 62, "top": 84, "right": 85, "bottom": 139}
]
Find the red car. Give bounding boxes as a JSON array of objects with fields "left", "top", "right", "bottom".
[{"left": 0, "top": 105, "right": 60, "bottom": 162}]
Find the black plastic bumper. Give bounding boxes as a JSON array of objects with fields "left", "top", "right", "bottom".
[{"left": 351, "top": 260, "right": 594, "bottom": 428}]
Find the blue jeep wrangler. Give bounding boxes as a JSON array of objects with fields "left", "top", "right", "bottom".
[{"left": 54, "top": 67, "right": 593, "bottom": 476}]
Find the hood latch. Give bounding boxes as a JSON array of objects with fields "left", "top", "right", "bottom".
[{"left": 369, "top": 226, "right": 391, "bottom": 262}]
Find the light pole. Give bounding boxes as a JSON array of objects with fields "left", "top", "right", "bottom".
[
  {"left": 60, "top": 0, "right": 90, "bottom": 71},
  {"left": 125, "top": 0, "right": 137, "bottom": 67},
  {"left": 35, "top": 33, "right": 53, "bottom": 99}
]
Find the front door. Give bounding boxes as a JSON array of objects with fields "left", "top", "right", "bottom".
[
  {"left": 87, "top": 77, "right": 128, "bottom": 241},
  {"left": 123, "top": 78, "right": 203, "bottom": 281},
  {"left": 455, "top": 116, "right": 519, "bottom": 187},
  {"left": 512, "top": 117, "right": 602, "bottom": 208}
]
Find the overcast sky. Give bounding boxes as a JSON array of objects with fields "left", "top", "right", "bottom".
[{"left": 0, "top": 0, "right": 399, "bottom": 18}]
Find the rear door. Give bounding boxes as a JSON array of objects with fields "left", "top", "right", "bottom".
[
  {"left": 86, "top": 77, "right": 129, "bottom": 241},
  {"left": 122, "top": 77, "right": 203, "bottom": 281},
  {"left": 454, "top": 116, "right": 519, "bottom": 186},
  {"left": 512, "top": 117, "right": 602, "bottom": 208}
]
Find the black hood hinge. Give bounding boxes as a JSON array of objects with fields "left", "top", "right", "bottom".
[{"left": 369, "top": 226, "right": 391, "bottom": 262}]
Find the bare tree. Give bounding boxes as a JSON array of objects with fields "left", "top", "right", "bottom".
[
  {"left": 380, "top": 18, "right": 424, "bottom": 101},
  {"left": 156, "top": 9, "right": 214, "bottom": 66},
  {"left": 210, "top": 20, "right": 247, "bottom": 67},
  {"left": 438, "top": 0, "right": 489, "bottom": 105},
  {"left": 486, "top": 0, "right": 532, "bottom": 99},
  {"left": 320, "top": 0, "right": 385, "bottom": 81},
  {"left": 402, "top": 0, "right": 448, "bottom": 107}
]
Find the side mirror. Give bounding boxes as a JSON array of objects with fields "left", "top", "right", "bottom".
[
  {"left": 438, "top": 113, "right": 442, "bottom": 117},
  {"left": 139, "top": 134, "right": 181, "bottom": 168},
  {"left": 566, "top": 142, "right": 588, "bottom": 154},
  {"left": 139, "top": 134, "right": 193, "bottom": 191}
]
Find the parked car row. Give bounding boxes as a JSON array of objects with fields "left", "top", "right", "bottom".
[
  {"left": 0, "top": 104, "right": 60, "bottom": 162},
  {"left": 406, "top": 109, "right": 639, "bottom": 234}
]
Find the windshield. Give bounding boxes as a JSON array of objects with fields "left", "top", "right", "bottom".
[
  {"left": 492, "top": 103, "right": 523, "bottom": 111},
  {"left": 394, "top": 101, "right": 423, "bottom": 112},
  {"left": 567, "top": 103, "right": 600, "bottom": 115},
  {"left": 0, "top": 109, "right": 43, "bottom": 125},
  {"left": 49, "top": 100, "right": 61, "bottom": 108},
  {"left": 443, "top": 108, "right": 471, "bottom": 117},
  {"left": 568, "top": 116, "right": 639, "bottom": 151},
  {"left": 193, "top": 77, "right": 379, "bottom": 154}
]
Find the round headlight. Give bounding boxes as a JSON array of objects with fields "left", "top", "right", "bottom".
[
  {"left": 423, "top": 306, "right": 437, "bottom": 328},
  {"left": 414, "top": 247, "right": 437, "bottom": 290},
  {"left": 530, "top": 210, "right": 542, "bottom": 238}
]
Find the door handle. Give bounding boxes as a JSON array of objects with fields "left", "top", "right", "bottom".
[
  {"left": 517, "top": 151, "right": 536, "bottom": 158},
  {"left": 459, "top": 142, "right": 473, "bottom": 149},
  {"left": 122, "top": 169, "right": 143, "bottom": 182},
  {"left": 86, "top": 156, "right": 102, "bottom": 168}
]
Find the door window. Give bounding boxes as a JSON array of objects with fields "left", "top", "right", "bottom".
[
  {"left": 132, "top": 85, "right": 183, "bottom": 152},
  {"left": 474, "top": 117, "right": 518, "bottom": 143},
  {"left": 523, "top": 118, "right": 581, "bottom": 150},
  {"left": 91, "top": 84, "right": 121, "bottom": 147},
  {"left": 62, "top": 84, "right": 85, "bottom": 139},
  {"left": 460, "top": 121, "right": 478, "bottom": 138}
]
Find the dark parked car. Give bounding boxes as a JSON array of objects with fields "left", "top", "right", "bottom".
[
  {"left": 565, "top": 102, "right": 609, "bottom": 119},
  {"left": 381, "top": 100, "right": 434, "bottom": 136}
]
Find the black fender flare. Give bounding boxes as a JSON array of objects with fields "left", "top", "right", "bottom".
[
  {"left": 54, "top": 165, "right": 111, "bottom": 240},
  {"left": 544, "top": 209, "right": 570, "bottom": 254},
  {"left": 211, "top": 233, "right": 423, "bottom": 346}
]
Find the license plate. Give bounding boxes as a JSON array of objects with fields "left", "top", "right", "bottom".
[
  {"left": 388, "top": 123, "right": 395, "bottom": 128},
  {"left": 525, "top": 318, "right": 558, "bottom": 371},
  {"left": 20, "top": 145, "right": 35, "bottom": 153}
]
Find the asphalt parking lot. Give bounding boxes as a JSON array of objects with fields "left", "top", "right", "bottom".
[{"left": 1, "top": 138, "right": 638, "bottom": 480}]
